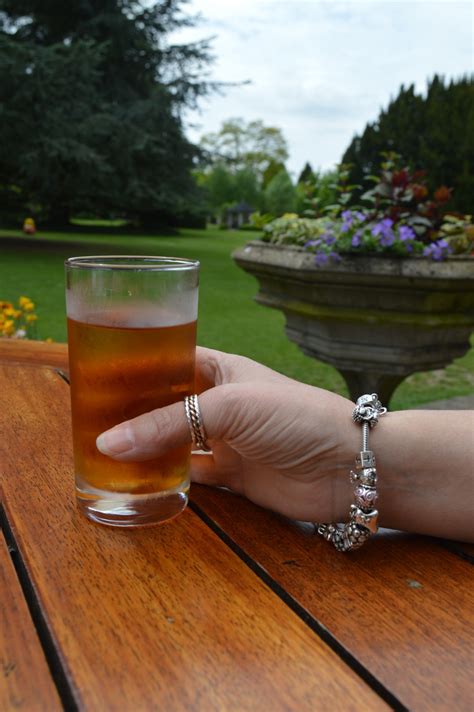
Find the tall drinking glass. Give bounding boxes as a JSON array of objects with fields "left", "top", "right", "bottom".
[{"left": 65, "top": 256, "right": 199, "bottom": 527}]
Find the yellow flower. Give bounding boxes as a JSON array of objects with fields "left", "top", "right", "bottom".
[
  {"left": 45, "top": 337, "right": 54, "bottom": 343},
  {"left": 0, "top": 301, "right": 13, "bottom": 309},
  {"left": 26, "top": 314, "right": 38, "bottom": 323},
  {"left": 3, "top": 307, "right": 15, "bottom": 317},
  {"left": 2, "top": 320, "right": 15, "bottom": 336},
  {"left": 14, "top": 309, "right": 22, "bottom": 318},
  {"left": 19, "top": 296, "right": 31, "bottom": 307},
  {"left": 23, "top": 301, "right": 35, "bottom": 312}
]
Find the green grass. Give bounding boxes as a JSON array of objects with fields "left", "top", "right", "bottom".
[
  {"left": 0, "top": 228, "right": 472, "bottom": 409},
  {"left": 70, "top": 218, "right": 130, "bottom": 227}
]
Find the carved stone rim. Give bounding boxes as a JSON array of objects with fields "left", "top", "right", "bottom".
[{"left": 233, "top": 240, "right": 474, "bottom": 281}]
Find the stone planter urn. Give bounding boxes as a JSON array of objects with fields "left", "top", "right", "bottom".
[{"left": 233, "top": 241, "right": 474, "bottom": 404}]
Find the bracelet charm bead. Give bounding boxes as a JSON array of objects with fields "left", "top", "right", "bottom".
[{"left": 316, "top": 393, "right": 387, "bottom": 552}]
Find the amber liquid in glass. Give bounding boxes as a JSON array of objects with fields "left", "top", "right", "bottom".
[{"left": 67, "top": 317, "right": 196, "bottom": 498}]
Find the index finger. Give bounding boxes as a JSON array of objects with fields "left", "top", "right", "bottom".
[{"left": 195, "top": 346, "right": 295, "bottom": 393}]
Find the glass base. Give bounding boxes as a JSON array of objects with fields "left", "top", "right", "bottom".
[{"left": 76, "top": 482, "right": 188, "bottom": 527}]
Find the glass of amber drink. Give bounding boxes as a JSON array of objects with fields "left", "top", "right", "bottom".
[{"left": 65, "top": 256, "right": 199, "bottom": 527}]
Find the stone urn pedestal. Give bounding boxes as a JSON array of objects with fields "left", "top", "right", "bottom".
[{"left": 233, "top": 241, "right": 474, "bottom": 404}]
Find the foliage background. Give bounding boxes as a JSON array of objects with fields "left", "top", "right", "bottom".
[{"left": 343, "top": 76, "right": 474, "bottom": 215}]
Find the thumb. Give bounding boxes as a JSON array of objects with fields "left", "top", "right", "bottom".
[{"left": 95, "top": 383, "right": 241, "bottom": 462}]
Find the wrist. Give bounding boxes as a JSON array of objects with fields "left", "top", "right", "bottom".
[
  {"left": 317, "top": 394, "right": 387, "bottom": 551},
  {"left": 318, "top": 399, "right": 474, "bottom": 544}
]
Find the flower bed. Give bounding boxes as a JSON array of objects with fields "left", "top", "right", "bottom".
[
  {"left": 1, "top": 297, "right": 39, "bottom": 339},
  {"left": 261, "top": 154, "right": 474, "bottom": 264}
]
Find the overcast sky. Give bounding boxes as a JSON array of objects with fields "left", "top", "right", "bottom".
[{"left": 172, "top": 0, "right": 473, "bottom": 178}]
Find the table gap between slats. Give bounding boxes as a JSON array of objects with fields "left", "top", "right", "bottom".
[{"left": 1, "top": 506, "right": 79, "bottom": 711}]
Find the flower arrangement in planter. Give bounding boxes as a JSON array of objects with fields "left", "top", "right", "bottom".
[
  {"left": 233, "top": 154, "right": 473, "bottom": 403},
  {"left": 262, "top": 154, "right": 474, "bottom": 264}
]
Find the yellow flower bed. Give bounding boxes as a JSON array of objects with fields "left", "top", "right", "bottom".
[{"left": 0, "top": 296, "right": 39, "bottom": 339}]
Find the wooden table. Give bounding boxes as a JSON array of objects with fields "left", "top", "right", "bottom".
[{"left": 1, "top": 340, "right": 473, "bottom": 711}]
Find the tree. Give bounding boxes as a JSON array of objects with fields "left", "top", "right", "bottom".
[
  {"left": 233, "top": 167, "right": 262, "bottom": 207},
  {"left": 200, "top": 118, "right": 289, "bottom": 182},
  {"left": 196, "top": 163, "right": 263, "bottom": 218},
  {"left": 0, "top": 0, "right": 213, "bottom": 106},
  {"left": 264, "top": 169, "right": 296, "bottom": 215},
  {"left": 295, "top": 167, "right": 339, "bottom": 216},
  {"left": 0, "top": 35, "right": 111, "bottom": 226},
  {"left": 297, "top": 162, "right": 316, "bottom": 184},
  {"left": 342, "top": 75, "right": 474, "bottom": 214},
  {"left": 197, "top": 117, "right": 289, "bottom": 220},
  {"left": 262, "top": 160, "right": 286, "bottom": 189},
  {"left": 196, "top": 164, "right": 235, "bottom": 214},
  {"left": 0, "top": 0, "right": 213, "bottom": 227}
]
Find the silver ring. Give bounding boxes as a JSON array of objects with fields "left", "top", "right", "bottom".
[{"left": 184, "top": 394, "right": 211, "bottom": 452}]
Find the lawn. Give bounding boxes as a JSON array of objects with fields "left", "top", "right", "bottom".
[{"left": 0, "top": 227, "right": 472, "bottom": 410}]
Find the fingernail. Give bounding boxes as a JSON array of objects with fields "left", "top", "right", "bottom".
[{"left": 96, "top": 426, "right": 134, "bottom": 456}]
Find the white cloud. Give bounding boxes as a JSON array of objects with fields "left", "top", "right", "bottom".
[{"left": 173, "top": 0, "right": 473, "bottom": 177}]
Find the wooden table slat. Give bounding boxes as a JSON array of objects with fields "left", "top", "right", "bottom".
[
  {"left": 0, "top": 532, "right": 61, "bottom": 711},
  {"left": 191, "top": 485, "right": 474, "bottom": 712},
  {"left": 0, "top": 339, "right": 68, "bottom": 370},
  {"left": 0, "top": 364, "right": 387, "bottom": 712}
]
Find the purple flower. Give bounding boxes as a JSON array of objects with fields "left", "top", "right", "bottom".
[
  {"left": 323, "top": 232, "right": 336, "bottom": 246},
  {"left": 372, "top": 218, "right": 394, "bottom": 246},
  {"left": 340, "top": 210, "right": 353, "bottom": 233},
  {"left": 314, "top": 250, "right": 342, "bottom": 266},
  {"left": 423, "top": 239, "right": 452, "bottom": 261},
  {"left": 354, "top": 211, "right": 367, "bottom": 222},
  {"left": 315, "top": 251, "right": 329, "bottom": 266},
  {"left": 371, "top": 218, "right": 393, "bottom": 236},
  {"left": 380, "top": 232, "right": 395, "bottom": 247},
  {"left": 398, "top": 225, "right": 416, "bottom": 242},
  {"left": 305, "top": 238, "right": 323, "bottom": 249},
  {"left": 351, "top": 229, "right": 362, "bottom": 247}
]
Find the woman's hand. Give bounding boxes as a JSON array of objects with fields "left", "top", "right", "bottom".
[
  {"left": 96, "top": 346, "right": 356, "bottom": 523},
  {"left": 96, "top": 346, "right": 474, "bottom": 542}
]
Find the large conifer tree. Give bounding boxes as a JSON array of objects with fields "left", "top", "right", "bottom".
[{"left": 0, "top": 0, "right": 213, "bottom": 226}]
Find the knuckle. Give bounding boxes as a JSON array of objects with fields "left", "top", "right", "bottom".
[
  {"left": 149, "top": 407, "right": 174, "bottom": 449},
  {"left": 203, "top": 351, "right": 227, "bottom": 386},
  {"left": 206, "top": 383, "right": 244, "bottom": 435}
]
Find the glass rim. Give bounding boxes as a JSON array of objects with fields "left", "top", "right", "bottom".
[{"left": 64, "top": 255, "right": 200, "bottom": 271}]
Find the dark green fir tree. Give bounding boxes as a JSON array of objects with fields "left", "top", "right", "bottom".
[
  {"left": 342, "top": 75, "right": 474, "bottom": 214},
  {"left": 0, "top": 0, "right": 214, "bottom": 227}
]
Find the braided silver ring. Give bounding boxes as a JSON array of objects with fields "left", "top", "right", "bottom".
[{"left": 184, "top": 394, "right": 211, "bottom": 452}]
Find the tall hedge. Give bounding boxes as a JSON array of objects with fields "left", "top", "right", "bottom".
[{"left": 342, "top": 75, "right": 474, "bottom": 214}]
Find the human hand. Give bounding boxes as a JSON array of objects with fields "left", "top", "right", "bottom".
[{"left": 96, "top": 347, "right": 357, "bottom": 523}]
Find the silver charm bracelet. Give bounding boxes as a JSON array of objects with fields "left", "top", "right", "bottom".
[{"left": 316, "top": 393, "right": 387, "bottom": 552}]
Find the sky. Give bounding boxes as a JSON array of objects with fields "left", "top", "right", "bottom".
[{"left": 172, "top": 0, "right": 473, "bottom": 179}]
